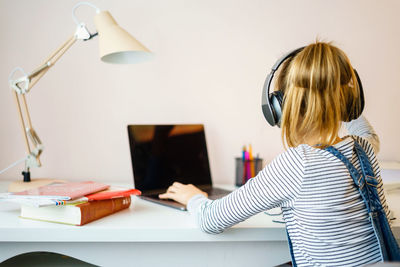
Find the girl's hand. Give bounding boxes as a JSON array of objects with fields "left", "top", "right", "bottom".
[{"left": 159, "top": 182, "right": 208, "bottom": 205}]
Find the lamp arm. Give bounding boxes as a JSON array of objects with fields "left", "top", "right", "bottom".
[
  {"left": 7, "top": 1, "right": 100, "bottom": 181},
  {"left": 8, "top": 32, "right": 80, "bottom": 177},
  {"left": 29, "top": 35, "right": 78, "bottom": 92}
]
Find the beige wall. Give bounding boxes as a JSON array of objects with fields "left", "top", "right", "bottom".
[{"left": 0, "top": 0, "right": 399, "bottom": 185}]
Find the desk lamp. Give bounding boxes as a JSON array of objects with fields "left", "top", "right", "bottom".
[{"left": 4, "top": 2, "right": 151, "bottom": 192}]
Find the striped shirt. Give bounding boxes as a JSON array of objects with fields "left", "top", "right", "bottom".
[{"left": 187, "top": 116, "right": 390, "bottom": 267}]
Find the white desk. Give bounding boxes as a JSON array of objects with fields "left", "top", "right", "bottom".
[{"left": 0, "top": 180, "right": 399, "bottom": 267}]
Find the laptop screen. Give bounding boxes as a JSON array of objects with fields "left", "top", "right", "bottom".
[{"left": 127, "top": 124, "right": 212, "bottom": 194}]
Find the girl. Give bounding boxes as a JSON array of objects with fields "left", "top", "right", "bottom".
[{"left": 159, "top": 42, "right": 390, "bottom": 266}]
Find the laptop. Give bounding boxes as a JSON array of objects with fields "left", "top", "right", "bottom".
[{"left": 127, "top": 124, "right": 231, "bottom": 210}]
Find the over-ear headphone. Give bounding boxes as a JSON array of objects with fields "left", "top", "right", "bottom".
[{"left": 261, "top": 47, "right": 365, "bottom": 127}]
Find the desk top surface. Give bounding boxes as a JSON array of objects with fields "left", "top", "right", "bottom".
[{"left": 0, "top": 180, "right": 399, "bottom": 243}]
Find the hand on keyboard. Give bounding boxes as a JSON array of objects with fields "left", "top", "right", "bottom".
[{"left": 159, "top": 182, "right": 208, "bottom": 205}]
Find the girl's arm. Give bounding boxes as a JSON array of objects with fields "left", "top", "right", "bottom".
[
  {"left": 187, "top": 148, "right": 305, "bottom": 234},
  {"left": 343, "top": 115, "right": 380, "bottom": 154}
]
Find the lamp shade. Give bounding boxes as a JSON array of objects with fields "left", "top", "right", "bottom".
[{"left": 94, "top": 11, "right": 151, "bottom": 64}]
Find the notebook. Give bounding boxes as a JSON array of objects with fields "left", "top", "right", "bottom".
[
  {"left": 127, "top": 124, "right": 231, "bottom": 210},
  {"left": 11, "top": 181, "right": 110, "bottom": 200}
]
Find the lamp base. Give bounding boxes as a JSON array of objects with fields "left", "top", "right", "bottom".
[{"left": 8, "top": 178, "right": 67, "bottom": 193}]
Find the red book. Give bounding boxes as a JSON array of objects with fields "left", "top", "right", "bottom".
[
  {"left": 20, "top": 196, "right": 131, "bottom": 226},
  {"left": 85, "top": 189, "right": 141, "bottom": 201}
]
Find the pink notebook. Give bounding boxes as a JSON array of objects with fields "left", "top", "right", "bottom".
[{"left": 13, "top": 181, "right": 110, "bottom": 200}]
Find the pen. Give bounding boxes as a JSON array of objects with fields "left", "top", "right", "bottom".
[{"left": 255, "top": 153, "right": 260, "bottom": 176}]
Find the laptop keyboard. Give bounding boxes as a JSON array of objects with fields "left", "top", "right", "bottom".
[{"left": 145, "top": 187, "right": 231, "bottom": 201}]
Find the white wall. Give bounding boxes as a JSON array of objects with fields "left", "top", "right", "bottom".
[{"left": 0, "top": 0, "right": 399, "bottom": 185}]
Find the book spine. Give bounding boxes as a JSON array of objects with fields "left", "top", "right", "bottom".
[{"left": 77, "top": 197, "right": 131, "bottom": 225}]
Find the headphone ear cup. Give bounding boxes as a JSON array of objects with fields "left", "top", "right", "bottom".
[
  {"left": 344, "top": 69, "right": 364, "bottom": 121},
  {"left": 352, "top": 69, "right": 364, "bottom": 121},
  {"left": 262, "top": 47, "right": 304, "bottom": 127},
  {"left": 270, "top": 91, "right": 284, "bottom": 126}
]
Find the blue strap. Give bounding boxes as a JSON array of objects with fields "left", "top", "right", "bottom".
[
  {"left": 353, "top": 141, "right": 374, "bottom": 176},
  {"left": 353, "top": 141, "right": 383, "bottom": 213},
  {"left": 324, "top": 140, "right": 372, "bottom": 213},
  {"left": 325, "top": 139, "right": 400, "bottom": 261}
]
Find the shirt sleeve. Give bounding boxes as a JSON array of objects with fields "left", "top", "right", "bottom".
[
  {"left": 343, "top": 115, "right": 380, "bottom": 154},
  {"left": 189, "top": 147, "right": 306, "bottom": 234}
]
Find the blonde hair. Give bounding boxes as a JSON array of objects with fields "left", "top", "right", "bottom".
[{"left": 278, "top": 42, "right": 362, "bottom": 148}]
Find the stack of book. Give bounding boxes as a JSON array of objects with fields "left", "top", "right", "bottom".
[{"left": 0, "top": 181, "right": 141, "bottom": 226}]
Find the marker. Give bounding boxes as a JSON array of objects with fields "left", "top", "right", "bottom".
[
  {"left": 249, "top": 144, "right": 255, "bottom": 177},
  {"left": 245, "top": 150, "right": 251, "bottom": 181},
  {"left": 242, "top": 146, "right": 247, "bottom": 185}
]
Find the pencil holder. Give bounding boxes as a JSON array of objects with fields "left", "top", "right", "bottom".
[{"left": 235, "top": 157, "right": 263, "bottom": 186}]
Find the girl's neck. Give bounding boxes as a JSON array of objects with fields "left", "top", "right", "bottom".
[{"left": 305, "top": 135, "right": 343, "bottom": 148}]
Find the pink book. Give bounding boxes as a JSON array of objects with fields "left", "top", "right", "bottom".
[{"left": 13, "top": 181, "right": 110, "bottom": 200}]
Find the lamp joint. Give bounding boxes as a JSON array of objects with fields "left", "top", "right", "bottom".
[{"left": 10, "top": 76, "right": 30, "bottom": 94}]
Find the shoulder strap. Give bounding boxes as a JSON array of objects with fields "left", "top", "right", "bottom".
[
  {"left": 325, "top": 140, "right": 400, "bottom": 261},
  {"left": 324, "top": 144, "right": 364, "bottom": 189},
  {"left": 324, "top": 141, "right": 372, "bottom": 212},
  {"left": 353, "top": 140, "right": 376, "bottom": 179}
]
